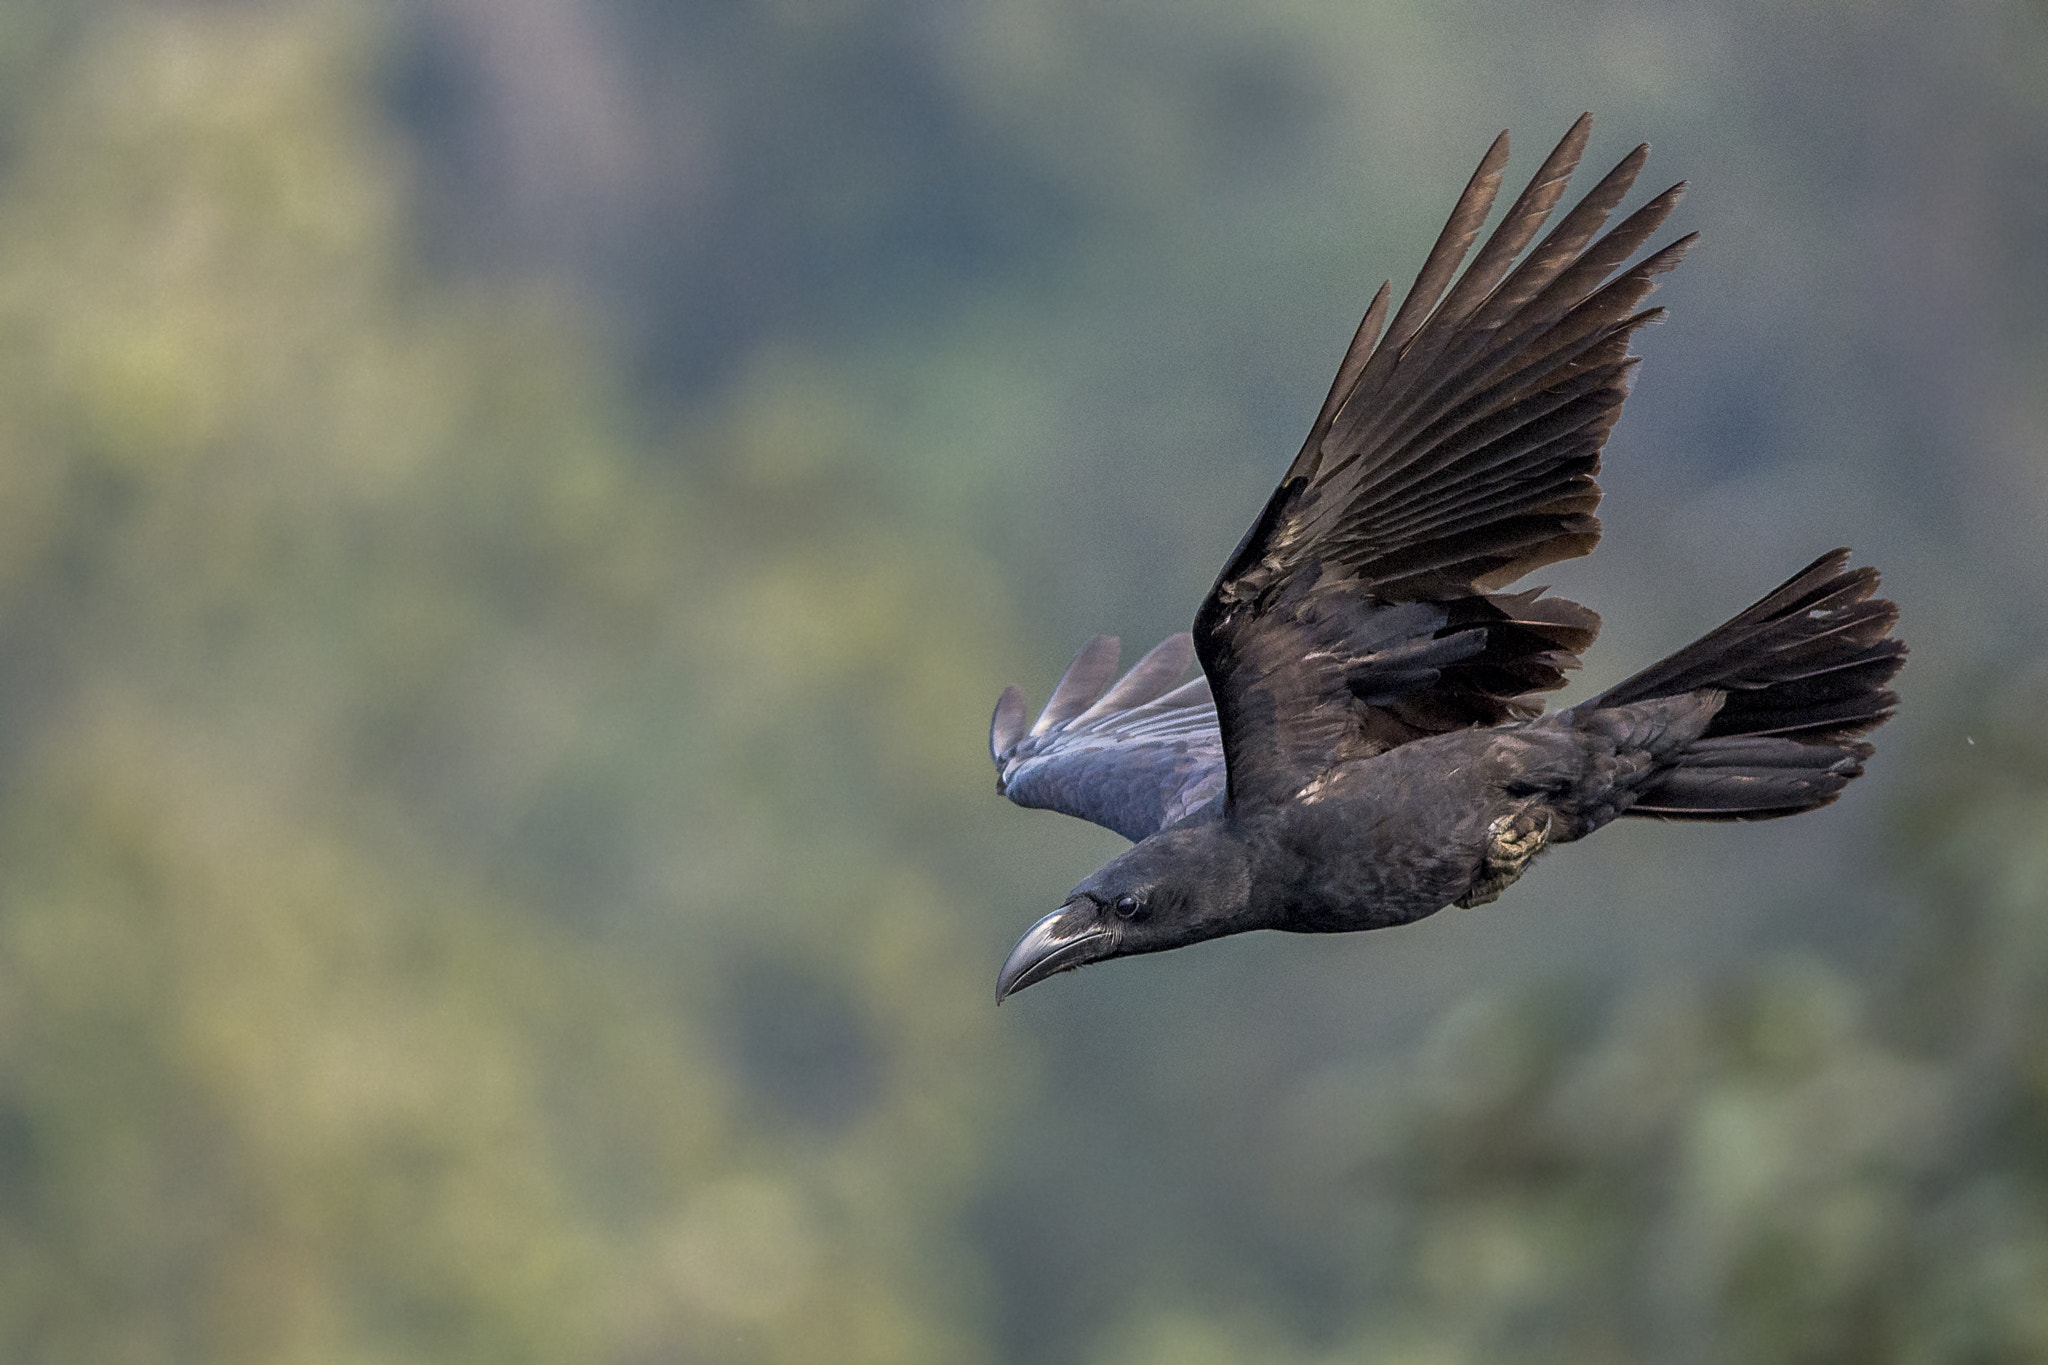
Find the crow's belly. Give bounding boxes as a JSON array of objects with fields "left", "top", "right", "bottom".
[{"left": 1253, "top": 792, "right": 1499, "bottom": 934}]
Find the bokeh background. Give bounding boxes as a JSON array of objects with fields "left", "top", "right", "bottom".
[{"left": 0, "top": 0, "right": 2043, "bottom": 1361}]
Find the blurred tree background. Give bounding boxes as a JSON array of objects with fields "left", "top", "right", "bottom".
[{"left": 0, "top": 0, "right": 2041, "bottom": 1362}]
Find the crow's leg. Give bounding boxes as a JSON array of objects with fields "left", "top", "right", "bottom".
[{"left": 1455, "top": 809, "right": 1553, "bottom": 908}]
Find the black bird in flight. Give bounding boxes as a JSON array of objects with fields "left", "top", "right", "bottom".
[{"left": 988, "top": 115, "right": 1905, "bottom": 1002}]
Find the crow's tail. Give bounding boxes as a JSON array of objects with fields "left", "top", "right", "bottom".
[{"left": 1586, "top": 550, "right": 1905, "bottom": 820}]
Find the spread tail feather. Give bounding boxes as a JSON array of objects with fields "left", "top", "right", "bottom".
[{"left": 1587, "top": 550, "right": 1905, "bottom": 820}]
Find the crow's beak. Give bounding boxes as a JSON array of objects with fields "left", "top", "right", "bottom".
[{"left": 996, "top": 904, "right": 1113, "bottom": 1003}]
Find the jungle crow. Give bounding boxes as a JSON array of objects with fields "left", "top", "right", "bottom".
[{"left": 989, "top": 115, "right": 1905, "bottom": 1001}]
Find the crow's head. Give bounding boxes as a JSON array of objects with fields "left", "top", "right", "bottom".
[{"left": 996, "top": 823, "right": 1254, "bottom": 1001}]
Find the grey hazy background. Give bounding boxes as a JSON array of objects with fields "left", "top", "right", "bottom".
[{"left": 0, "top": 1, "right": 2043, "bottom": 1362}]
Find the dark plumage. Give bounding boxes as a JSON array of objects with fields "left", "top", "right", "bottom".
[{"left": 989, "top": 116, "right": 1905, "bottom": 1001}]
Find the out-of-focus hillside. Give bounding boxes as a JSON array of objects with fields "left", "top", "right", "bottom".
[{"left": 0, "top": 3, "right": 2041, "bottom": 1363}]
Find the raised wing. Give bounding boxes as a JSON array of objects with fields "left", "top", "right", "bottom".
[
  {"left": 990, "top": 634, "right": 1226, "bottom": 842},
  {"left": 1195, "top": 114, "right": 1694, "bottom": 807}
]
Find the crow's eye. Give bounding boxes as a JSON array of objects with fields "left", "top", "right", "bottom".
[{"left": 1114, "top": 894, "right": 1141, "bottom": 919}]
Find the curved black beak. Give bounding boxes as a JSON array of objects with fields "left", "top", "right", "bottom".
[{"left": 996, "top": 904, "right": 1114, "bottom": 1003}]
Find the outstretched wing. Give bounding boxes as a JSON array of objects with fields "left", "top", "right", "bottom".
[
  {"left": 990, "top": 634, "right": 1226, "bottom": 842},
  {"left": 1195, "top": 113, "right": 1695, "bottom": 807}
]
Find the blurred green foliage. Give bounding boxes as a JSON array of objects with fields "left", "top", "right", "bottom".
[{"left": 0, "top": 2, "right": 2041, "bottom": 1363}]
